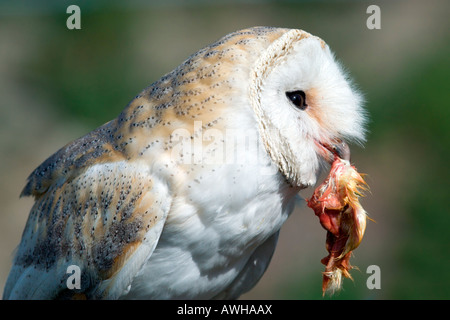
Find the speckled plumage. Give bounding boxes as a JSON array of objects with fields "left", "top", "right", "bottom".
[{"left": 4, "top": 27, "right": 366, "bottom": 299}]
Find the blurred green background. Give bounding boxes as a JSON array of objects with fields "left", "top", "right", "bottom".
[{"left": 0, "top": 0, "right": 449, "bottom": 299}]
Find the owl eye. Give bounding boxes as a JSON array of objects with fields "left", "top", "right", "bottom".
[{"left": 286, "top": 90, "right": 308, "bottom": 110}]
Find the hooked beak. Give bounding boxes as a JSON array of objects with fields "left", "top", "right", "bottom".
[
  {"left": 316, "top": 139, "right": 351, "bottom": 163},
  {"left": 331, "top": 140, "right": 351, "bottom": 162}
]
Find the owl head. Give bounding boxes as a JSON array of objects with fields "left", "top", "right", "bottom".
[
  {"left": 242, "top": 27, "right": 367, "bottom": 187},
  {"left": 119, "top": 27, "right": 367, "bottom": 190}
]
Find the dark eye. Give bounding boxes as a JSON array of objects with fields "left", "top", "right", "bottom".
[{"left": 286, "top": 90, "right": 308, "bottom": 110}]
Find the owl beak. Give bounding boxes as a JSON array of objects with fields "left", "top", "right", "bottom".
[
  {"left": 316, "top": 139, "right": 351, "bottom": 164},
  {"left": 331, "top": 140, "right": 350, "bottom": 162}
]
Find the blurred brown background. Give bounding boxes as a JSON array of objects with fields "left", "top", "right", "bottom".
[{"left": 0, "top": 0, "right": 449, "bottom": 299}]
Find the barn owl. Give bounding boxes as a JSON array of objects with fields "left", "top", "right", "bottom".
[{"left": 3, "top": 26, "right": 366, "bottom": 299}]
